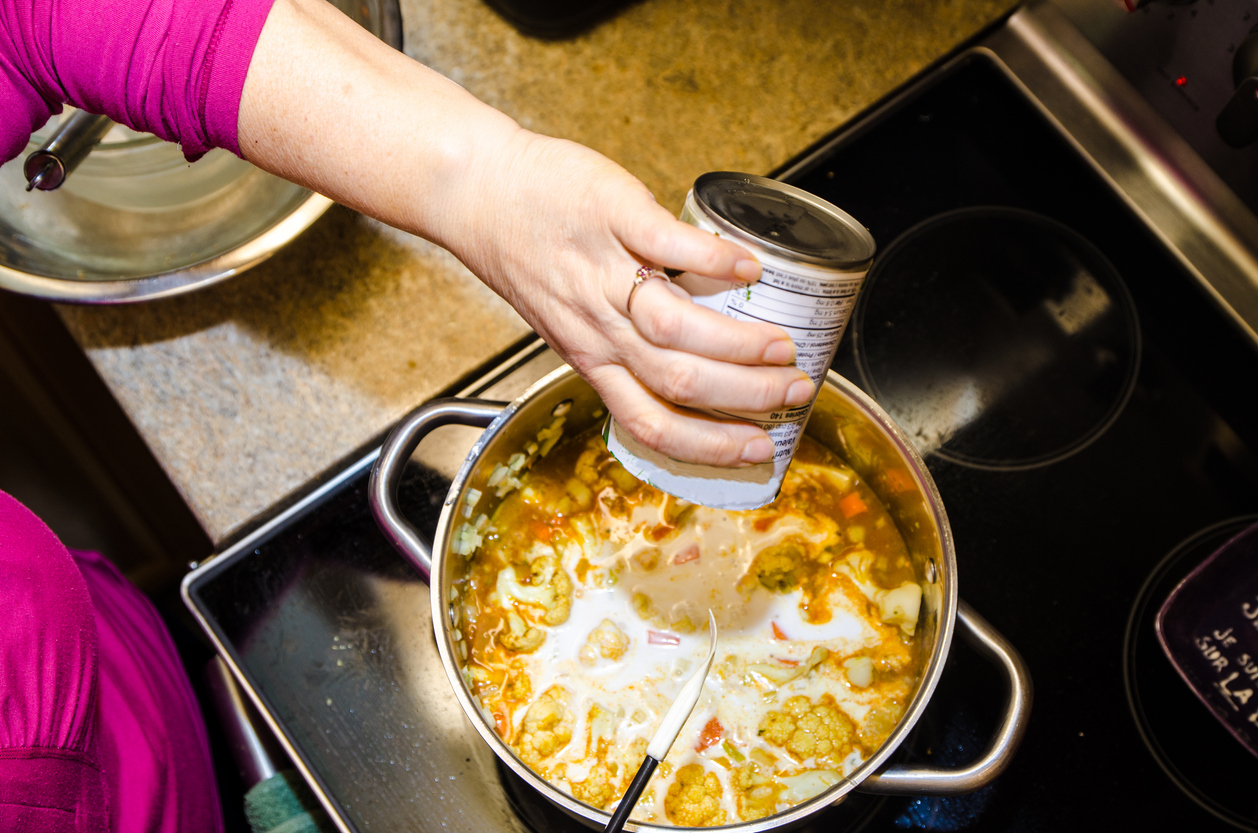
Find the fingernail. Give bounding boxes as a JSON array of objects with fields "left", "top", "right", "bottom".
[
  {"left": 762, "top": 339, "right": 795, "bottom": 365},
  {"left": 734, "top": 258, "right": 762, "bottom": 282},
  {"left": 741, "top": 437, "right": 774, "bottom": 463},
  {"left": 785, "top": 378, "right": 815, "bottom": 407}
]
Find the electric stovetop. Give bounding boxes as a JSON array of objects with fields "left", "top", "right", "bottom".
[{"left": 185, "top": 46, "right": 1258, "bottom": 833}]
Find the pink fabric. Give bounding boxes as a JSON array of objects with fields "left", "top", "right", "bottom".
[
  {"left": 0, "top": 0, "right": 276, "bottom": 164},
  {"left": 0, "top": 491, "right": 223, "bottom": 833},
  {"left": 0, "top": 492, "right": 106, "bottom": 832}
]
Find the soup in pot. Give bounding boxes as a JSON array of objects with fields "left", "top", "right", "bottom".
[{"left": 449, "top": 424, "right": 924, "bottom": 826}]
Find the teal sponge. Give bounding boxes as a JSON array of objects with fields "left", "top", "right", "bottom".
[{"left": 244, "top": 770, "right": 336, "bottom": 833}]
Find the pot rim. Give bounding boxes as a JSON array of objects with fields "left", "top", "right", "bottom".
[{"left": 428, "top": 366, "right": 958, "bottom": 831}]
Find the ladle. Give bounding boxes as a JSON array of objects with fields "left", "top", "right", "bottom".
[{"left": 23, "top": 111, "right": 114, "bottom": 191}]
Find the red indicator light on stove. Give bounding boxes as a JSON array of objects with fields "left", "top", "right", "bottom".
[{"left": 1175, "top": 76, "right": 1188, "bottom": 87}]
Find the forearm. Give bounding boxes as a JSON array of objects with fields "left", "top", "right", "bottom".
[
  {"left": 236, "top": 0, "right": 809, "bottom": 468},
  {"left": 237, "top": 0, "right": 520, "bottom": 250}
]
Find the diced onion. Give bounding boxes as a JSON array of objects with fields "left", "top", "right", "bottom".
[
  {"left": 452, "top": 521, "right": 484, "bottom": 557},
  {"left": 487, "top": 464, "right": 508, "bottom": 487}
]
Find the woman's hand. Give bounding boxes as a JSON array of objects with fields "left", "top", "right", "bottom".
[
  {"left": 438, "top": 131, "right": 816, "bottom": 466},
  {"left": 239, "top": 0, "right": 812, "bottom": 465}
]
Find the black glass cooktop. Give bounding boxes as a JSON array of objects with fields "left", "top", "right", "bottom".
[
  {"left": 784, "top": 52, "right": 1258, "bottom": 830},
  {"left": 186, "top": 52, "right": 1258, "bottom": 833}
]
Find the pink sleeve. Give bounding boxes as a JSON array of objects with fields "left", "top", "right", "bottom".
[
  {"left": 0, "top": 491, "right": 108, "bottom": 833},
  {"left": 0, "top": 0, "right": 277, "bottom": 164}
]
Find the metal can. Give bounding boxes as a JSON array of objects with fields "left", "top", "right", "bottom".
[{"left": 604, "top": 172, "right": 876, "bottom": 509}]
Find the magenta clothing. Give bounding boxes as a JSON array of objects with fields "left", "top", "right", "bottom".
[
  {"left": 0, "top": 491, "right": 223, "bottom": 833},
  {"left": 0, "top": 0, "right": 277, "bottom": 164}
]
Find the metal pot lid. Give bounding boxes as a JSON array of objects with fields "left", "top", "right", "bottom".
[{"left": 693, "top": 172, "right": 876, "bottom": 269}]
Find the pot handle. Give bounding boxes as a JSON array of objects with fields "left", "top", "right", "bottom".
[
  {"left": 369, "top": 398, "right": 508, "bottom": 583},
  {"left": 857, "top": 600, "right": 1033, "bottom": 795}
]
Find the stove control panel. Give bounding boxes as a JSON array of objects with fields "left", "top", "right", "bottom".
[{"left": 1054, "top": 0, "right": 1258, "bottom": 207}]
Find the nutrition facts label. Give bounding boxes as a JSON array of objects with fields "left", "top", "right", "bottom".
[
  {"left": 718, "top": 264, "right": 864, "bottom": 383},
  {"left": 694, "top": 264, "right": 868, "bottom": 462},
  {"left": 605, "top": 181, "right": 874, "bottom": 511}
]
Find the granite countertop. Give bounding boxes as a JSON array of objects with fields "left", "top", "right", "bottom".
[{"left": 56, "top": 0, "right": 1013, "bottom": 546}]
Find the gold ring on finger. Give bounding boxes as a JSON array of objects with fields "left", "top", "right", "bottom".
[{"left": 627, "top": 266, "right": 671, "bottom": 316}]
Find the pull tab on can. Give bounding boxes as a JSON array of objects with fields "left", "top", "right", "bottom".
[{"left": 604, "top": 172, "right": 876, "bottom": 510}]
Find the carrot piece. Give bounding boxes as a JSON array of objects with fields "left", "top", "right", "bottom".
[
  {"left": 493, "top": 711, "right": 509, "bottom": 738},
  {"left": 771, "top": 621, "right": 789, "bottom": 640},
  {"left": 531, "top": 521, "right": 552, "bottom": 543},
  {"left": 839, "top": 492, "right": 867, "bottom": 518},
  {"left": 884, "top": 468, "right": 915, "bottom": 493},
  {"left": 696, "top": 717, "right": 724, "bottom": 752}
]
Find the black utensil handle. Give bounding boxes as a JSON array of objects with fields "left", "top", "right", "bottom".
[{"left": 603, "top": 756, "right": 659, "bottom": 833}]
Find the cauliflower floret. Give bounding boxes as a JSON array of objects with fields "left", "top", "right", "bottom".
[
  {"left": 664, "top": 764, "right": 726, "bottom": 827},
  {"left": 498, "top": 610, "right": 545, "bottom": 653},
  {"left": 503, "top": 665, "right": 532, "bottom": 702},
  {"left": 743, "top": 541, "right": 804, "bottom": 593},
  {"left": 566, "top": 703, "right": 631, "bottom": 809},
  {"left": 574, "top": 444, "right": 603, "bottom": 486},
  {"left": 570, "top": 761, "right": 616, "bottom": 809},
  {"left": 732, "top": 762, "right": 783, "bottom": 822},
  {"left": 515, "top": 689, "right": 574, "bottom": 766},
  {"left": 757, "top": 695, "right": 856, "bottom": 771},
  {"left": 579, "top": 619, "right": 630, "bottom": 666},
  {"left": 857, "top": 701, "right": 905, "bottom": 751},
  {"left": 492, "top": 554, "right": 573, "bottom": 626}
]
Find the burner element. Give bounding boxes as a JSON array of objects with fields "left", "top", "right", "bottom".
[
  {"left": 852, "top": 207, "right": 1141, "bottom": 471},
  {"left": 1125, "top": 516, "right": 1258, "bottom": 831}
]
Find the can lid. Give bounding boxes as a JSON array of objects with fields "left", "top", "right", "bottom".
[{"left": 693, "top": 172, "right": 875, "bottom": 268}]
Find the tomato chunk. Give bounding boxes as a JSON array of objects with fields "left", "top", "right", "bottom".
[
  {"left": 696, "top": 717, "right": 723, "bottom": 751},
  {"left": 673, "top": 544, "right": 700, "bottom": 564}
]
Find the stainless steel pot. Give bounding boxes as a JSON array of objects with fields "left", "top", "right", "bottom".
[{"left": 370, "top": 366, "right": 1032, "bottom": 830}]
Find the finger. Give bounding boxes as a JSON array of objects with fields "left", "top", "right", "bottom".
[
  {"left": 614, "top": 199, "right": 762, "bottom": 283},
  {"left": 585, "top": 365, "right": 775, "bottom": 466},
  {"left": 618, "top": 340, "right": 815, "bottom": 414},
  {"left": 629, "top": 279, "right": 797, "bottom": 366}
]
